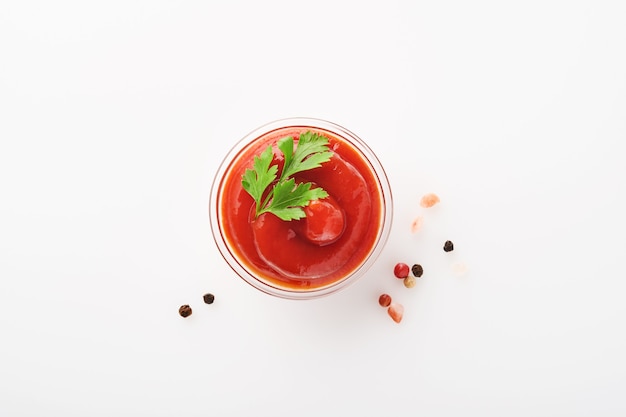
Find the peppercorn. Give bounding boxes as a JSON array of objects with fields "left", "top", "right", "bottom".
[
  {"left": 203, "top": 293, "right": 215, "bottom": 304},
  {"left": 179, "top": 305, "right": 192, "bottom": 318},
  {"left": 443, "top": 240, "right": 454, "bottom": 252},
  {"left": 411, "top": 264, "right": 423, "bottom": 277},
  {"left": 393, "top": 263, "right": 410, "bottom": 279},
  {"left": 378, "top": 293, "right": 392, "bottom": 307},
  {"left": 403, "top": 276, "right": 416, "bottom": 288}
]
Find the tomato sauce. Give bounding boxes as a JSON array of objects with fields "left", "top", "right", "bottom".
[{"left": 216, "top": 126, "right": 383, "bottom": 291}]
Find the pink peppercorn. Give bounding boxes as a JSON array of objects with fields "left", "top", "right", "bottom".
[
  {"left": 379, "top": 294, "right": 392, "bottom": 307},
  {"left": 394, "top": 263, "right": 410, "bottom": 279}
]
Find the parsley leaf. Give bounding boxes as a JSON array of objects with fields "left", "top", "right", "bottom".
[
  {"left": 241, "top": 145, "right": 278, "bottom": 215},
  {"left": 241, "top": 131, "right": 333, "bottom": 220},
  {"left": 259, "top": 179, "right": 329, "bottom": 221},
  {"left": 278, "top": 132, "right": 333, "bottom": 181}
]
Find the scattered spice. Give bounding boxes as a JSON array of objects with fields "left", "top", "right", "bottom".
[
  {"left": 403, "top": 276, "right": 416, "bottom": 288},
  {"left": 410, "top": 215, "right": 424, "bottom": 233},
  {"left": 378, "top": 293, "right": 392, "bottom": 307},
  {"left": 393, "top": 263, "right": 410, "bottom": 279},
  {"left": 388, "top": 302, "right": 404, "bottom": 323},
  {"left": 203, "top": 293, "right": 215, "bottom": 304},
  {"left": 179, "top": 305, "right": 192, "bottom": 318},
  {"left": 443, "top": 240, "right": 454, "bottom": 252},
  {"left": 411, "top": 264, "right": 423, "bottom": 278},
  {"left": 420, "top": 193, "right": 440, "bottom": 208}
]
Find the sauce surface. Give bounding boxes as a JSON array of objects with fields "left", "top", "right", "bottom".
[{"left": 217, "top": 126, "right": 383, "bottom": 291}]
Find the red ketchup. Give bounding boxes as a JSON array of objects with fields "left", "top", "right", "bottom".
[{"left": 218, "top": 127, "right": 382, "bottom": 290}]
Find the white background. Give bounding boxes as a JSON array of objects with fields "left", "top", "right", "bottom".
[{"left": 1, "top": 1, "right": 625, "bottom": 416}]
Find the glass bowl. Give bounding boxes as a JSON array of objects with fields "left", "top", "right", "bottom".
[{"left": 209, "top": 117, "right": 392, "bottom": 299}]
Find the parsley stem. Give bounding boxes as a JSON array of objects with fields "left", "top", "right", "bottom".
[{"left": 258, "top": 190, "right": 273, "bottom": 216}]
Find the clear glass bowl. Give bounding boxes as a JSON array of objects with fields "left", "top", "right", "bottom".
[{"left": 209, "top": 118, "right": 393, "bottom": 299}]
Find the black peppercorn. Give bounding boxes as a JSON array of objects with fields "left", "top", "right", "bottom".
[
  {"left": 179, "top": 305, "right": 192, "bottom": 318},
  {"left": 411, "top": 264, "right": 423, "bottom": 277},
  {"left": 443, "top": 240, "right": 454, "bottom": 252},
  {"left": 203, "top": 293, "right": 215, "bottom": 304}
]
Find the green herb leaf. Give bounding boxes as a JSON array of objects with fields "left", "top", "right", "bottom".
[
  {"left": 259, "top": 179, "right": 329, "bottom": 221},
  {"left": 279, "top": 131, "right": 333, "bottom": 180},
  {"left": 241, "top": 145, "right": 278, "bottom": 216},
  {"left": 241, "top": 131, "right": 333, "bottom": 220}
]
